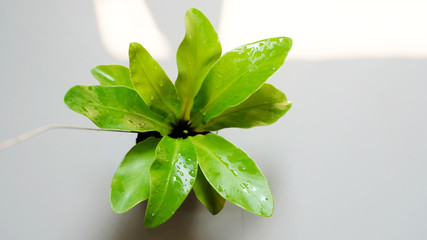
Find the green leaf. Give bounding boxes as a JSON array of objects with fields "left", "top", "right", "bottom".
[
  {"left": 129, "top": 42, "right": 181, "bottom": 121},
  {"left": 175, "top": 8, "right": 222, "bottom": 120},
  {"left": 193, "top": 166, "right": 226, "bottom": 215},
  {"left": 190, "top": 134, "right": 273, "bottom": 217},
  {"left": 91, "top": 65, "right": 133, "bottom": 88},
  {"left": 64, "top": 85, "right": 172, "bottom": 135},
  {"left": 145, "top": 136, "right": 198, "bottom": 228},
  {"left": 110, "top": 137, "right": 160, "bottom": 213},
  {"left": 198, "top": 84, "right": 292, "bottom": 131},
  {"left": 191, "top": 37, "right": 292, "bottom": 126}
]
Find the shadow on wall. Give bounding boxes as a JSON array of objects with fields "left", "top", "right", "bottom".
[{"left": 111, "top": 192, "right": 201, "bottom": 240}]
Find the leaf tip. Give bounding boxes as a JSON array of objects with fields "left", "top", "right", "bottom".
[
  {"left": 90, "top": 66, "right": 98, "bottom": 76},
  {"left": 280, "top": 36, "right": 293, "bottom": 49},
  {"left": 128, "top": 42, "right": 141, "bottom": 57},
  {"left": 111, "top": 206, "right": 125, "bottom": 214},
  {"left": 63, "top": 85, "right": 80, "bottom": 106},
  {"left": 110, "top": 199, "right": 125, "bottom": 214},
  {"left": 186, "top": 7, "right": 201, "bottom": 15},
  {"left": 144, "top": 214, "right": 162, "bottom": 228}
]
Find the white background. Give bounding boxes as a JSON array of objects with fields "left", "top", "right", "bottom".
[{"left": 1, "top": 0, "right": 426, "bottom": 239}]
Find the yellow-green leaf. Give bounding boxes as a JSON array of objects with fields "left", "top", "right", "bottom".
[
  {"left": 175, "top": 8, "right": 222, "bottom": 120},
  {"left": 91, "top": 65, "right": 133, "bottom": 88},
  {"left": 191, "top": 37, "right": 292, "bottom": 126},
  {"left": 193, "top": 166, "right": 226, "bottom": 215},
  {"left": 110, "top": 137, "right": 160, "bottom": 213},
  {"left": 198, "top": 83, "right": 292, "bottom": 131},
  {"left": 145, "top": 137, "right": 198, "bottom": 228},
  {"left": 129, "top": 42, "right": 181, "bottom": 121},
  {"left": 191, "top": 134, "right": 273, "bottom": 216},
  {"left": 64, "top": 85, "right": 171, "bottom": 135}
]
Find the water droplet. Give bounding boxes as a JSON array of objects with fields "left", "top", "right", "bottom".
[
  {"left": 179, "top": 172, "right": 184, "bottom": 176},
  {"left": 190, "top": 179, "right": 194, "bottom": 184},
  {"left": 260, "top": 196, "right": 268, "bottom": 201},
  {"left": 159, "top": 80, "right": 164, "bottom": 87},
  {"left": 127, "top": 119, "right": 134, "bottom": 124},
  {"left": 172, "top": 99, "right": 179, "bottom": 106}
]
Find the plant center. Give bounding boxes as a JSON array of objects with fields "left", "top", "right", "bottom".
[
  {"left": 136, "top": 120, "right": 209, "bottom": 143},
  {"left": 169, "top": 120, "right": 206, "bottom": 139}
]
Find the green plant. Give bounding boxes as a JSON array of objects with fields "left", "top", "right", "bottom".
[{"left": 64, "top": 8, "right": 292, "bottom": 227}]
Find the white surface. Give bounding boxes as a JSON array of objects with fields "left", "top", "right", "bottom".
[
  {"left": 93, "top": 0, "right": 171, "bottom": 61},
  {"left": 219, "top": 0, "right": 427, "bottom": 59},
  {"left": 1, "top": 1, "right": 426, "bottom": 239}
]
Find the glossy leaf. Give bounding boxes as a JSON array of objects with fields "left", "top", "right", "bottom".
[
  {"left": 175, "top": 8, "right": 222, "bottom": 120},
  {"left": 145, "top": 136, "right": 198, "bottom": 228},
  {"left": 91, "top": 65, "right": 133, "bottom": 88},
  {"left": 193, "top": 166, "right": 226, "bottom": 215},
  {"left": 64, "top": 85, "right": 171, "bottom": 135},
  {"left": 110, "top": 137, "right": 160, "bottom": 213},
  {"left": 190, "top": 134, "right": 273, "bottom": 216},
  {"left": 64, "top": 7, "right": 294, "bottom": 228},
  {"left": 198, "top": 83, "right": 292, "bottom": 131},
  {"left": 191, "top": 37, "right": 292, "bottom": 126},
  {"left": 129, "top": 42, "right": 181, "bottom": 121}
]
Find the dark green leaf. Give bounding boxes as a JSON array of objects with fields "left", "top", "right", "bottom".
[
  {"left": 175, "top": 8, "right": 222, "bottom": 120},
  {"left": 145, "top": 136, "right": 198, "bottom": 228},
  {"left": 91, "top": 65, "right": 133, "bottom": 88},
  {"left": 191, "top": 37, "right": 292, "bottom": 126},
  {"left": 190, "top": 134, "right": 273, "bottom": 217},
  {"left": 129, "top": 42, "right": 181, "bottom": 121},
  {"left": 110, "top": 137, "right": 160, "bottom": 213},
  {"left": 64, "top": 85, "right": 171, "bottom": 135},
  {"left": 198, "top": 83, "right": 292, "bottom": 131},
  {"left": 193, "top": 166, "right": 226, "bottom": 215}
]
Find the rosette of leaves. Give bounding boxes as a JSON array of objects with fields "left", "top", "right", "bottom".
[{"left": 64, "top": 8, "right": 292, "bottom": 227}]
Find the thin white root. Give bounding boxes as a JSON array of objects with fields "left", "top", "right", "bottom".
[{"left": 0, "top": 124, "right": 136, "bottom": 151}]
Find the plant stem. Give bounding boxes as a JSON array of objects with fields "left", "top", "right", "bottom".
[{"left": 0, "top": 124, "right": 136, "bottom": 151}]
